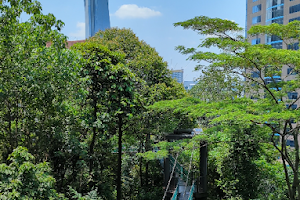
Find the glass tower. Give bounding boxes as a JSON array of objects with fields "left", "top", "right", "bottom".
[{"left": 84, "top": 0, "right": 110, "bottom": 38}]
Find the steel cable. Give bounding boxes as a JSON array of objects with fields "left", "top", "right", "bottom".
[
  {"left": 162, "top": 153, "right": 179, "bottom": 200},
  {"left": 182, "top": 145, "right": 195, "bottom": 198}
]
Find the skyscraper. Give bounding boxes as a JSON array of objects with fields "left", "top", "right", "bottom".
[{"left": 84, "top": 0, "right": 110, "bottom": 38}]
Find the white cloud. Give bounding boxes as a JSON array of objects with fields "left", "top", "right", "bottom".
[
  {"left": 69, "top": 22, "right": 85, "bottom": 40},
  {"left": 114, "top": 4, "right": 161, "bottom": 19}
]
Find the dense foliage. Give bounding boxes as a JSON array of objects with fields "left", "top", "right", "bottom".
[
  {"left": 0, "top": 0, "right": 188, "bottom": 199},
  {"left": 2, "top": 0, "right": 299, "bottom": 199},
  {"left": 148, "top": 16, "right": 300, "bottom": 199}
]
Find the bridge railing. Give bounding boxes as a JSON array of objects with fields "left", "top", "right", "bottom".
[
  {"left": 169, "top": 155, "right": 191, "bottom": 183},
  {"left": 171, "top": 185, "right": 179, "bottom": 200},
  {"left": 188, "top": 181, "right": 195, "bottom": 200}
]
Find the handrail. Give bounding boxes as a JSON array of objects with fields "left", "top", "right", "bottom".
[
  {"left": 188, "top": 181, "right": 195, "bottom": 200},
  {"left": 171, "top": 185, "right": 179, "bottom": 200},
  {"left": 183, "top": 146, "right": 194, "bottom": 198},
  {"left": 169, "top": 155, "right": 190, "bottom": 181},
  {"left": 162, "top": 153, "right": 179, "bottom": 200}
]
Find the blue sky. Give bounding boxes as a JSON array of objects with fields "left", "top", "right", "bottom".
[{"left": 32, "top": 0, "right": 246, "bottom": 81}]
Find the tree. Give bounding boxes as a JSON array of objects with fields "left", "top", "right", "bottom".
[
  {"left": 72, "top": 41, "right": 141, "bottom": 200},
  {"left": 172, "top": 16, "right": 300, "bottom": 199},
  {"left": 188, "top": 67, "right": 244, "bottom": 101},
  {"left": 93, "top": 28, "right": 174, "bottom": 87},
  {"left": 0, "top": 147, "right": 66, "bottom": 199},
  {"left": 150, "top": 97, "right": 288, "bottom": 199},
  {"left": 87, "top": 28, "right": 188, "bottom": 199},
  {"left": 0, "top": 0, "right": 89, "bottom": 197},
  {"left": 145, "top": 16, "right": 300, "bottom": 199}
]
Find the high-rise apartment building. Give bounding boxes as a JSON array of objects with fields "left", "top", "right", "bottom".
[
  {"left": 84, "top": 0, "right": 110, "bottom": 38},
  {"left": 171, "top": 69, "right": 184, "bottom": 83},
  {"left": 246, "top": 0, "right": 300, "bottom": 48},
  {"left": 246, "top": 0, "right": 300, "bottom": 147},
  {"left": 246, "top": 0, "right": 300, "bottom": 92}
]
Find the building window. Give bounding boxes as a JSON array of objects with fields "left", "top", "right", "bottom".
[
  {"left": 290, "top": 4, "right": 300, "bottom": 14},
  {"left": 266, "top": 35, "right": 282, "bottom": 43},
  {"left": 251, "top": 71, "right": 260, "bottom": 78},
  {"left": 287, "top": 68, "right": 298, "bottom": 75},
  {"left": 267, "top": 5, "right": 284, "bottom": 20},
  {"left": 251, "top": 38, "right": 261, "bottom": 45},
  {"left": 252, "top": 16, "right": 261, "bottom": 24},
  {"left": 271, "top": 42, "right": 282, "bottom": 49},
  {"left": 266, "top": 17, "right": 283, "bottom": 25},
  {"left": 288, "top": 92, "right": 298, "bottom": 99},
  {"left": 253, "top": 0, "right": 258, "bottom": 2},
  {"left": 267, "top": 0, "right": 284, "bottom": 8},
  {"left": 286, "top": 140, "right": 295, "bottom": 147},
  {"left": 287, "top": 42, "right": 299, "bottom": 50},
  {"left": 253, "top": 4, "right": 262, "bottom": 13},
  {"left": 264, "top": 76, "right": 281, "bottom": 84},
  {"left": 289, "top": 16, "right": 300, "bottom": 22},
  {"left": 286, "top": 104, "right": 297, "bottom": 110}
]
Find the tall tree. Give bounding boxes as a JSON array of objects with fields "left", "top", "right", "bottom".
[
  {"left": 0, "top": 0, "right": 88, "bottom": 197},
  {"left": 72, "top": 41, "right": 141, "bottom": 200},
  {"left": 170, "top": 16, "right": 300, "bottom": 200},
  {"left": 89, "top": 28, "right": 188, "bottom": 199}
]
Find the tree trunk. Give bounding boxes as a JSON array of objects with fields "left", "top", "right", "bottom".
[
  {"left": 145, "top": 133, "right": 150, "bottom": 187},
  {"left": 293, "top": 131, "right": 300, "bottom": 200},
  {"left": 139, "top": 138, "right": 144, "bottom": 187},
  {"left": 89, "top": 97, "right": 98, "bottom": 172},
  {"left": 117, "top": 116, "right": 123, "bottom": 200},
  {"left": 281, "top": 135, "right": 294, "bottom": 200}
]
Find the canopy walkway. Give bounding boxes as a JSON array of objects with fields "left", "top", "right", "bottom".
[
  {"left": 162, "top": 129, "right": 208, "bottom": 200},
  {"left": 163, "top": 155, "right": 195, "bottom": 200}
]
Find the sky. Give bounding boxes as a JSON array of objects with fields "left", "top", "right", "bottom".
[{"left": 26, "top": 0, "right": 246, "bottom": 81}]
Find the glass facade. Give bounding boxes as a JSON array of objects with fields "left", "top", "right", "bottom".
[
  {"left": 288, "top": 92, "right": 298, "bottom": 99},
  {"left": 252, "top": 16, "right": 261, "bottom": 24},
  {"left": 251, "top": 71, "right": 260, "bottom": 78},
  {"left": 287, "top": 42, "right": 299, "bottom": 50},
  {"left": 287, "top": 67, "right": 298, "bottom": 75},
  {"left": 266, "top": 35, "right": 282, "bottom": 43},
  {"left": 251, "top": 38, "right": 261, "bottom": 45},
  {"left": 266, "top": 0, "right": 284, "bottom": 8},
  {"left": 290, "top": 4, "right": 300, "bottom": 14},
  {"left": 266, "top": 34, "right": 282, "bottom": 49},
  {"left": 286, "top": 140, "right": 295, "bottom": 147},
  {"left": 84, "top": 0, "right": 111, "bottom": 38},
  {"left": 264, "top": 76, "right": 281, "bottom": 85},
  {"left": 289, "top": 16, "right": 300, "bottom": 22},
  {"left": 271, "top": 42, "right": 283, "bottom": 49},
  {"left": 266, "top": 17, "right": 283, "bottom": 25},
  {"left": 253, "top": 4, "right": 262, "bottom": 13},
  {"left": 286, "top": 104, "right": 298, "bottom": 110},
  {"left": 266, "top": 5, "right": 284, "bottom": 20}
]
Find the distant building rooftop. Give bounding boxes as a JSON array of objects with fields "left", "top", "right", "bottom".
[{"left": 46, "top": 40, "right": 86, "bottom": 49}]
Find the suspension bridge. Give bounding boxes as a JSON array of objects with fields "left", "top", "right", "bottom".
[{"left": 161, "top": 129, "right": 208, "bottom": 200}]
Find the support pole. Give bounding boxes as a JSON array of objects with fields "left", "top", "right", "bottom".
[
  {"left": 164, "top": 157, "right": 170, "bottom": 187},
  {"left": 195, "top": 141, "right": 208, "bottom": 200}
]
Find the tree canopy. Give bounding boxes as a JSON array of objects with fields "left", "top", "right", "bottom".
[{"left": 147, "top": 16, "right": 300, "bottom": 199}]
